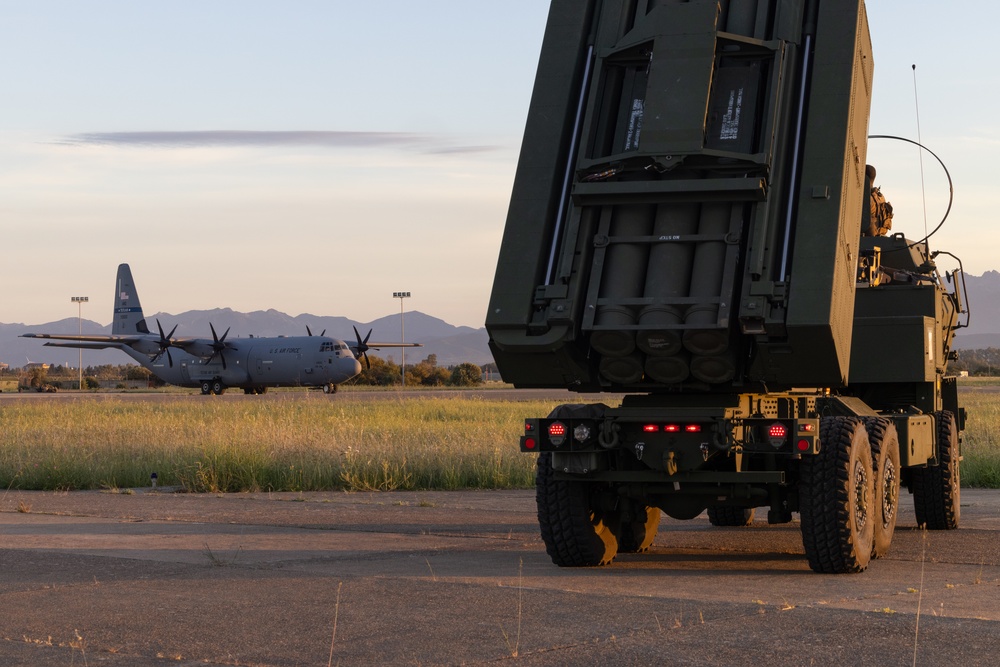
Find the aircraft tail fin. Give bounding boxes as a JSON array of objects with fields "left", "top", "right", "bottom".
[{"left": 113, "top": 263, "right": 150, "bottom": 336}]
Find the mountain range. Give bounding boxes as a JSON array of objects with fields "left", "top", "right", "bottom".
[
  {"left": 3, "top": 268, "right": 999, "bottom": 369},
  {"left": 947, "top": 270, "right": 1000, "bottom": 349}
]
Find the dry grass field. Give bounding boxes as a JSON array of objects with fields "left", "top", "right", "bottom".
[
  {"left": 0, "top": 396, "right": 557, "bottom": 492},
  {"left": 0, "top": 385, "right": 997, "bottom": 492}
]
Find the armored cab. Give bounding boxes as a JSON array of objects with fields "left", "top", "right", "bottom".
[{"left": 488, "top": 0, "right": 966, "bottom": 575}]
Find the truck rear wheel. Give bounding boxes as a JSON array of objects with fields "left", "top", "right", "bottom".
[
  {"left": 799, "top": 416, "right": 875, "bottom": 573},
  {"left": 535, "top": 453, "right": 618, "bottom": 566},
  {"left": 912, "top": 411, "right": 960, "bottom": 530},
  {"left": 863, "top": 417, "right": 900, "bottom": 558},
  {"left": 616, "top": 506, "right": 660, "bottom": 553},
  {"left": 707, "top": 506, "right": 755, "bottom": 527}
]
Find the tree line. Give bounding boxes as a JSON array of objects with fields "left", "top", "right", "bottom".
[
  {"left": 353, "top": 354, "right": 492, "bottom": 387},
  {"left": 948, "top": 348, "right": 1000, "bottom": 376}
]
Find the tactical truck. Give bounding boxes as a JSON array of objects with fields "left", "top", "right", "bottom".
[{"left": 486, "top": 0, "right": 967, "bottom": 573}]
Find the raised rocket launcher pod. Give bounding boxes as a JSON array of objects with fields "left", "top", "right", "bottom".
[{"left": 487, "top": 0, "right": 968, "bottom": 573}]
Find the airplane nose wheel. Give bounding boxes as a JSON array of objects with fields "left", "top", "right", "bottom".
[{"left": 323, "top": 383, "right": 337, "bottom": 394}]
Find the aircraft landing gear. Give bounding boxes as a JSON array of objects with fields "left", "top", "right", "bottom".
[
  {"left": 323, "top": 383, "right": 337, "bottom": 394},
  {"left": 243, "top": 386, "right": 268, "bottom": 395},
  {"left": 201, "top": 380, "right": 227, "bottom": 395}
]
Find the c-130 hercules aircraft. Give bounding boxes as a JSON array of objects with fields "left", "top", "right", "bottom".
[{"left": 22, "top": 264, "right": 419, "bottom": 395}]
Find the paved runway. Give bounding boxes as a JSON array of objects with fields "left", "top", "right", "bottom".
[{"left": 0, "top": 487, "right": 998, "bottom": 666}]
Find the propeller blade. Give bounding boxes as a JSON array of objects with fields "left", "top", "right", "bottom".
[
  {"left": 154, "top": 319, "right": 178, "bottom": 367},
  {"left": 306, "top": 326, "right": 313, "bottom": 336},
  {"left": 208, "top": 322, "right": 230, "bottom": 369},
  {"left": 206, "top": 349, "right": 228, "bottom": 370},
  {"left": 213, "top": 325, "right": 229, "bottom": 344},
  {"left": 352, "top": 326, "right": 375, "bottom": 364},
  {"left": 353, "top": 326, "right": 373, "bottom": 349}
]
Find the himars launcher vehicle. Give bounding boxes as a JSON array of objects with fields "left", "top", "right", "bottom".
[{"left": 486, "top": 0, "right": 969, "bottom": 573}]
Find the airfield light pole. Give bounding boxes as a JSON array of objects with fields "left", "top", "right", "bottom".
[
  {"left": 71, "top": 296, "right": 89, "bottom": 390},
  {"left": 393, "top": 292, "right": 410, "bottom": 386}
]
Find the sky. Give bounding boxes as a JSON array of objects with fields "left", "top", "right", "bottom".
[{"left": 1, "top": 1, "right": 996, "bottom": 330}]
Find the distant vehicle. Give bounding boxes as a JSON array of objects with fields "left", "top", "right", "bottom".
[{"left": 22, "top": 264, "right": 419, "bottom": 395}]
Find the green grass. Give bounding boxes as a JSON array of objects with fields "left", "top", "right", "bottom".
[
  {"left": 955, "top": 390, "right": 1000, "bottom": 487},
  {"left": 0, "top": 397, "right": 558, "bottom": 492}
]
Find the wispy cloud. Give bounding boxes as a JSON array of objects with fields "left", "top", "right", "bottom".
[
  {"left": 59, "top": 130, "right": 423, "bottom": 148},
  {"left": 55, "top": 130, "right": 501, "bottom": 154},
  {"left": 425, "top": 145, "right": 500, "bottom": 155}
]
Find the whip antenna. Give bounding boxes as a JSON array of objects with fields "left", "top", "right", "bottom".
[{"left": 913, "top": 64, "right": 930, "bottom": 242}]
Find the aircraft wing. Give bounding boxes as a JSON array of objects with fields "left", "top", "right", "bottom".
[
  {"left": 167, "top": 338, "right": 203, "bottom": 351},
  {"left": 350, "top": 341, "right": 423, "bottom": 358},
  {"left": 168, "top": 337, "right": 236, "bottom": 357},
  {"left": 21, "top": 333, "right": 145, "bottom": 345},
  {"left": 42, "top": 341, "right": 127, "bottom": 350}
]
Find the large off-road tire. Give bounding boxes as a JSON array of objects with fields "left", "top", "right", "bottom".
[
  {"left": 535, "top": 452, "right": 618, "bottom": 567},
  {"left": 862, "top": 417, "right": 900, "bottom": 558},
  {"left": 616, "top": 505, "right": 660, "bottom": 553},
  {"left": 912, "top": 411, "right": 960, "bottom": 530},
  {"left": 799, "top": 416, "right": 875, "bottom": 574},
  {"left": 707, "top": 506, "right": 755, "bottom": 527}
]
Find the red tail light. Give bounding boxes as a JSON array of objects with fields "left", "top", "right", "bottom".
[
  {"left": 768, "top": 422, "right": 788, "bottom": 447},
  {"left": 548, "top": 421, "right": 567, "bottom": 446}
]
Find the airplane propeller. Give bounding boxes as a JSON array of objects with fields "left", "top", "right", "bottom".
[
  {"left": 306, "top": 326, "right": 326, "bottom": 337},
  {"left": 206, "top": 322, "right": 232, "bottom": 369},
  {"left": 353, "top": 326, "right": 373, "bottom": 370},
  {"left": 154, "top": 319, "right": 178, "bottom": 367}
]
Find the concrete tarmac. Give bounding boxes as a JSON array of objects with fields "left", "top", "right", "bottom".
[{"left": 0, "top": 488, "right": 998, "bottom": 666}]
